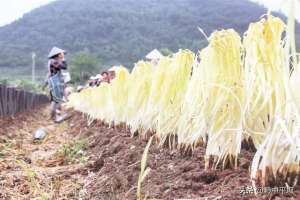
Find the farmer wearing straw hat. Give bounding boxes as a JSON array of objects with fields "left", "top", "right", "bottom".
[
  {"left": 108, "top": 66, "right": 117, "bottom": 81},
  {"left": 47, "top": 47, "right": 68, "bottom": 122}
]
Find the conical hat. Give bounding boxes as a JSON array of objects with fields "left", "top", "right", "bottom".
[
  {"left": 145, "top": 49, "right": 163, "bottom": 60},
  {"left": 108, "top": 66, "right": 119, "bottom": 72},
  {"left": 48, "top": 47, "right": 66, "bottom": 58}
]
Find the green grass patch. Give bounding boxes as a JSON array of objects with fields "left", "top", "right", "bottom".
[{"left": 57, "top": 139, "right": 88, "bottom": 164}]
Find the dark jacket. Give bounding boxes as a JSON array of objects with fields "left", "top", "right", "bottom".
[{"left": 48, "top": 59, "right": 67, "bottom": 77}]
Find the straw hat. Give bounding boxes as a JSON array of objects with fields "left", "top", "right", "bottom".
[
  {"left": 108, "top": 66, "right": 119, "bottom": 72},
  {"left": 145, "top": 49, "right": 163, "bottom": 60},
  {"left": 48, "top": 47, "right": 67, "bottom": 58},
  {"left": 90, "top": 76, "right": 98, "bottom": 80}
]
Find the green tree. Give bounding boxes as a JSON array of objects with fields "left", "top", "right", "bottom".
[
  {"left": 159, "top": 48, "right": 174, "bottom": 56},
  {"left": 2, "top": 0, "right": 294, "bottom": 73},
  {"left": 0, "top": 78, "right": 9, "bottom": 85},
  {"left": 69, "top": 52, "right": 101, "bottom": 83},
  {"left": 17, "top": 79, "right": 43, "bottom": 93}
]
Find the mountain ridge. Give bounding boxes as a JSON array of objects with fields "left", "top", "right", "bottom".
[{"left": 0, "top": 0, "right": 298, "bottom": 74}]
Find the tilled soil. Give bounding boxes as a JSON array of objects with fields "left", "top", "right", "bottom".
[
  {"left": 1, "top": 106, "right": 300, "bottom": 200},
  {"left": 0, "top": 106, "right": 88, "bottom": 199},
  {"left": 68, "top": 111, "right": 300, "bottom": 200}
]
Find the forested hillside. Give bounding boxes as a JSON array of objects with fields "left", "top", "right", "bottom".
[{"left": 0, "top": 0, "right": 298, "bottom": 73}]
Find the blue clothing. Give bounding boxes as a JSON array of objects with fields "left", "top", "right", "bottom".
[
  {"left": 48, "top": 71, "right": 64, "bottom": 103},
  {"left": 47, "top": 59, "right": 67, "bottom": 103}
]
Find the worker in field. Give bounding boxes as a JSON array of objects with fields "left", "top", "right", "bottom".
[
  {"left": 108, "top": 67, "right": 117, "bottom": 81},
  {"left": 47, "top": 47, "right": 68, "bottom": 122},
  {"left": 101, "top": 71, "right": 110, "bottom": 83}
]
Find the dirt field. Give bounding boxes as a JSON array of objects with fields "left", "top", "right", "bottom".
[{"left": 0, "top": 105, "right": 299, "bottom": 200}]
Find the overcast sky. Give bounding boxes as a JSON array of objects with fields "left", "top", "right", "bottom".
[
  {"left": 0, "top": 0, "right": 299, "bottom": 27},
  {"left": 0, "top": 0, "right": 56, "bottom": 26},
  {"left": 250, "top": 0, "right": 300, "bottom": 20}
]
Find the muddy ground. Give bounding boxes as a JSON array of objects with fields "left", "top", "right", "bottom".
[{"left": 0, "top": 105, "right": 299, "bottom": 200}]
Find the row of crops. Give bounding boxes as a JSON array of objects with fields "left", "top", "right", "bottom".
[{"left": 67, "top": 14, "right": 300, "bottom": 187}]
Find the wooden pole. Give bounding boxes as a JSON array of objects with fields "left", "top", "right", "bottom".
[{"left": 32, "top": 52, "right": 36, "bottom": 82}]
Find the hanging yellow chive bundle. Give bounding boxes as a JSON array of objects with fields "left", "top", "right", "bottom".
[{"left": 67, "top": 12, "right": 300, "bottom": 187}]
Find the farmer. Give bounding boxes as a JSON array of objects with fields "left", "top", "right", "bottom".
[
  {"left": 101, "top": 71, "right": 110, "bottom": 83},
  {"left": 47, "top": 47, "right": 68, "bottom": 122},
  {"left": 108, "top": 67, "right": 117, "bottom": 81}
]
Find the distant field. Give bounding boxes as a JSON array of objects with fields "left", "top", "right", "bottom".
[{"left": 0, "top": 67, "right": 45, "bottom": 82}]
